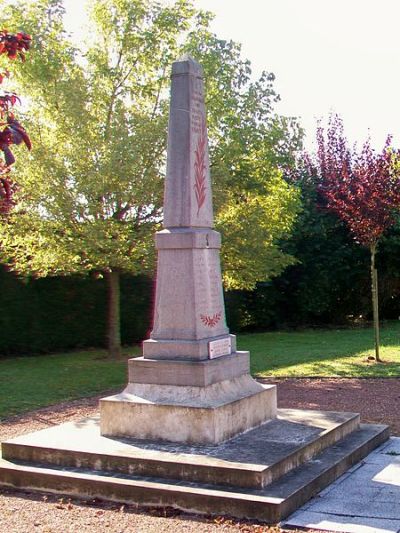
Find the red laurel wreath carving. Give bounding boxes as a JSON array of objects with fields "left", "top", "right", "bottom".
[
  {"left": 200, "top": 311, "right": 222, "bottom": 328},
  {"left": 194, "top": 118, "right": 207, "bottom": 215}
]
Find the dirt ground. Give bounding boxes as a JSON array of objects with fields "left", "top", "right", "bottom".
[
  {"left": 265, "top": 377, "right": 400, "bottom": 436},
  {"left": 1, "top": 377, "right": 399, "bottom": 533}
]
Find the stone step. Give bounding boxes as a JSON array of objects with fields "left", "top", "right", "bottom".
[
  {"left": 2, "top": 409, "right": 360, "bottom": 490},
  {"left": 0, "top": 423, "right": 388, "bottom": 523}
]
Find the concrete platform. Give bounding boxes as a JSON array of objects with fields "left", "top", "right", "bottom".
[
  {"left": 283, "top": 436, "right": 400, "bottom": 533},
  {"left": 0, "top": 409, "right": 389, "bottom": 523}
]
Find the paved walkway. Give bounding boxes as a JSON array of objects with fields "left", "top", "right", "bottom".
[{"left": 283, "top": 437, "right": 400, "bottom": 533}]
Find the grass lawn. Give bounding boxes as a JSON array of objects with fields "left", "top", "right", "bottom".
[
  {"left": 1, "top": 321, "right": 400, "bottom": 419},
  {"left": 0, "top": 346, "right": 140, "bottom": 420},
  {"left": 242, "top": 320, "right": 400, "bottom": 378}
]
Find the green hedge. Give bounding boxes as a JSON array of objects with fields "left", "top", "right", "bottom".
[
  {"left": 2, "top": 227, "right": 400, "bottom": 356},
  {"left": 0, "top": 267, "right": 152, "bottom": 355}
]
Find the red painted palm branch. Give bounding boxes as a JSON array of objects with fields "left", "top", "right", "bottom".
[
  {"left": 200, "top": 311, "right": 222, "bottom": 328},
  {"left": 194, "top": 118, "right": 207, "bottom": 215}
]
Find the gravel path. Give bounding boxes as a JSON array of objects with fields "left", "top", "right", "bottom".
[
  {"left": 3, "top": 377, "right": 396, "bottom": 533},
  {"left": 265, "top": 377, "right": 400, "bottom": 436}
]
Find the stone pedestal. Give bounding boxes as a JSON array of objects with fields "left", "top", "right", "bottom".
[
  {"left": 100, "top": 56, "right": 276, "bottom": 444},
  {"left": 101, "top": 376, "right": 276, "bottom": 445}
]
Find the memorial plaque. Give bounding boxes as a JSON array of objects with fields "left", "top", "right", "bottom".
[{"left": 209, "top": 337, "right": 232, "bottom": 359}]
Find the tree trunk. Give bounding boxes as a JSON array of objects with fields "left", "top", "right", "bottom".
[
  {"left": 106, "top": 269, "right": 121, "bottom": 359},
  {"left": 370, "top": 243, "right": 381, "bottom": 362}
]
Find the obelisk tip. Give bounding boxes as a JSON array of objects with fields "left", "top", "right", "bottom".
[{"left": 172, "top": 55, "right": 203, "bottom": 76}]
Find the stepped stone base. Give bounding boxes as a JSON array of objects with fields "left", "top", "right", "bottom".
[
  {"left": 0, "top": 409, "right": 389, "bottom": 523},
  {"left": 100, "top": 374, "right": 277, "bottom": 444},
  {"left": 142, "top": 334, "right": 237, "bottom": 360},
  {"left": 128, "top": 350, "right": 249, "bottom": 387}
]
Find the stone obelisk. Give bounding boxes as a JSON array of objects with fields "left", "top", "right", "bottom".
[{"left": 100, "top": 56, "right": 276, "bottom": 444}]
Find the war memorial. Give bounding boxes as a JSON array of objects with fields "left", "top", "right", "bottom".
[{"left": 0, "top": 57, "right": 389, "bottom": 523}]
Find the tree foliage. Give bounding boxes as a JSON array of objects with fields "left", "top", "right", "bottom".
[
  {"left": 0, "top": 29, "right": 31, "bottom": 216},
  {"left": 0, "top": 0, "right": 302, "bottom": 280},
  {"left": 307, "top": 114, "right": 400, "bottom": 247},
  {"left": 0, "top": 0, "right": 303, "bottom": 354},
  {"left": 303, "top": 114, "right": 400, "bottom": 360},
  {"left": 275, "top": 171, "right": 370, "bottom": 325},
  {"left": 183, "top": 34, "right": 303, "bottom": 289}
]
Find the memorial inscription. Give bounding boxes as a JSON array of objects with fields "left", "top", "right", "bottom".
[
  {"left": 194, "top": 248, "right": 225, "bottom": 330},
  {"left": 190, "top": 74, "right": 204, "bottom": 135}
]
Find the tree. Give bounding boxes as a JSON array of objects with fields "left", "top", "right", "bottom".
[
  {"left": 0, "top": 0, "right": 302, "bottom": 357},
  {"left": 272, "top": 166, "right": 370, "bottom": 327},
  {"left": 305, "top": 114, "right": 400, "bottom": 361},
  {"left": 0, "top": 29, "right": 31, "bottom": 217},
  {"left": 182, "top": 33, "right": 303, "bottom": 289}
]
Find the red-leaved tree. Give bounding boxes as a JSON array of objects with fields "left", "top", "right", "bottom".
[
  {"left": 0, "top": 30, "right": 32, "bottom": 217},
  {"left": 306, "top": 114, "right": 400, "bottom": 361}
]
